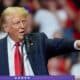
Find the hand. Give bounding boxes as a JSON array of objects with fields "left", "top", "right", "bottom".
[{"left": 75, "top": 40, "right": 80, "bottom": 48}]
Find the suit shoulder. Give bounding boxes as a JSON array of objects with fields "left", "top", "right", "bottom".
[
  {"left": 28, "top": 32, "right": 48, "bottom": 38},
  {"left": 0, "top": 37, "right": 7, "bottom": 45}
]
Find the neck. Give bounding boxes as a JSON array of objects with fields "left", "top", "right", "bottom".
[{"left": 8, "top": 36, "right": 24, "bottom": 43}]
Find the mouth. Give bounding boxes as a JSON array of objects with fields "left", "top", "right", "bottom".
[{"left": 19, "top": 31, "right": 25, "bottom": 35}]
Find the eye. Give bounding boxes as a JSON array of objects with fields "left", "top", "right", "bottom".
[
  {"left": 13, "top": 21, "right": 20, "bottom": 25},
  {"left": 22, "top": 20, "right": 26, "bottom": 23}
]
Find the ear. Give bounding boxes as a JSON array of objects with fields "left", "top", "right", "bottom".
[{"left": 3, "top": 23, "right": 10, "bottom": 33}]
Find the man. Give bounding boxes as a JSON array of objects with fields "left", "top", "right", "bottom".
[{"left": 0, "top": 7, "right": 80, "bottom": 76}]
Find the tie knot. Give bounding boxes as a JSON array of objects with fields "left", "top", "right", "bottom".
[{"left": 15, "top": 42, "right": 20, "bottom": 46}]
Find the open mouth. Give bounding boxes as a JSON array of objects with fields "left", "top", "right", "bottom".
[
  {"left": 19, "top": 31, "right": 25, "bottom": 35},
  {"left": 20, "top": 31, "right": 24, "bottom": 33}
]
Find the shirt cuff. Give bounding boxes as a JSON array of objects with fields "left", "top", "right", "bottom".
[{"left": 74, "top": 40, "right": 80, "bottom": 50}]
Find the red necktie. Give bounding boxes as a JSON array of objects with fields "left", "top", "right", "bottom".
[{"left": 14, "top": 42, "right": 24, "bottom": 76}]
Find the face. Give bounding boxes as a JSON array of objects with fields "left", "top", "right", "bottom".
[
  {"left": 2, "top": 0, "right": 15, "bottom": 6},
  {"left": 46, "top": 0, "right": 57, "bottom": 11},
  {"left": 4, "top": 13, "right": 28, "bottom": 42},
  {"left": 33, "top": 0, "right": 40, "bottom": 10}
]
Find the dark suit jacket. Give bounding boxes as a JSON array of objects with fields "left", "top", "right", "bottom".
[{"left": 0, "top": 33, "right": 77, "bottom": 75}]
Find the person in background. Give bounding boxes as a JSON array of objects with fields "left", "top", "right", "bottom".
[
  {"left": 34, "top": 0, "right": 61, "bottom": 39},
  {"left": 57, "top": 0, "right": 74, "bottom": 27}
]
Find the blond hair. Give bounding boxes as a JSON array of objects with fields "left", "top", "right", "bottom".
[
  {"left": 2, "top": 7, "right": 28, "bottom": 17},
  {"left": 1, "top": 7, "right": 29, "bottom": 30}
]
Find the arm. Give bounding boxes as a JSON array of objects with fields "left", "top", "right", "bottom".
[
  {"left": 46, "top": 38, "right": 76, "bottom": 55},
  {"left": 41, "top": 33, "right": 79, "bottom": 57}
]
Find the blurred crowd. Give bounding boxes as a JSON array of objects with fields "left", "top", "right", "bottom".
[{"left": 0, "top": 0, "right": 80, "bottom": 79}]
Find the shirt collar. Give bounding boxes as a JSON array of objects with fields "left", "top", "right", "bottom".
[
  {"left": 7, "top": 36, "right": 15, "bottom": 49},
  {"left": 7, "top": 36, "right": 23, "bottom": 49}
]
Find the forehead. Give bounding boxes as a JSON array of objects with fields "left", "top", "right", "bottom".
[{"left": 6, "top": 13, "right": 27, "bottom": 22}]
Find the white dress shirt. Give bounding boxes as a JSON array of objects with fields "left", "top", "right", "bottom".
[{"left": 7, "top": 36, "right": 34, "bottom": 76}]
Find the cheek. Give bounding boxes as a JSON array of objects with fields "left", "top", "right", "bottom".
[{"left": 9, "top": 27, "right": 18, "bottom": 35}]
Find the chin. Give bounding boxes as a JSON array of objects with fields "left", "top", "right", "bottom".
[{"left": 18, "top": 36, "right": 24, "bottom": 41}]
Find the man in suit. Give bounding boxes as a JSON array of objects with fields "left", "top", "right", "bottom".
[{"left": 0, "top": 7, "right": 80, "bottom": 76}]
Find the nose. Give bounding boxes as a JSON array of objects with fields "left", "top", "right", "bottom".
[{"left": 20, "top": 21, "right": 24, "bottom": 28}]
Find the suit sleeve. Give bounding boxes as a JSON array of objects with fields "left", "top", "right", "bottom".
[{"left": 41, "top": 33, "right": 78, "bottom": 58}]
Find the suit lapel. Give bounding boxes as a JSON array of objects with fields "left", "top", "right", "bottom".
[
  {"left": 25, "top": 34, "right": 39, "bottom": 75},
  {"left": 0, "top": 37, "right": 9, "bottom": 75}
]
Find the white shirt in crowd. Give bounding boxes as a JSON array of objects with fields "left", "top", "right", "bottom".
[
  {"left": 7, "top": 36, "right": 34, "bottom": 76},
  {"left": 34, "top": 9, "right": 61, "bottom": 38}
]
